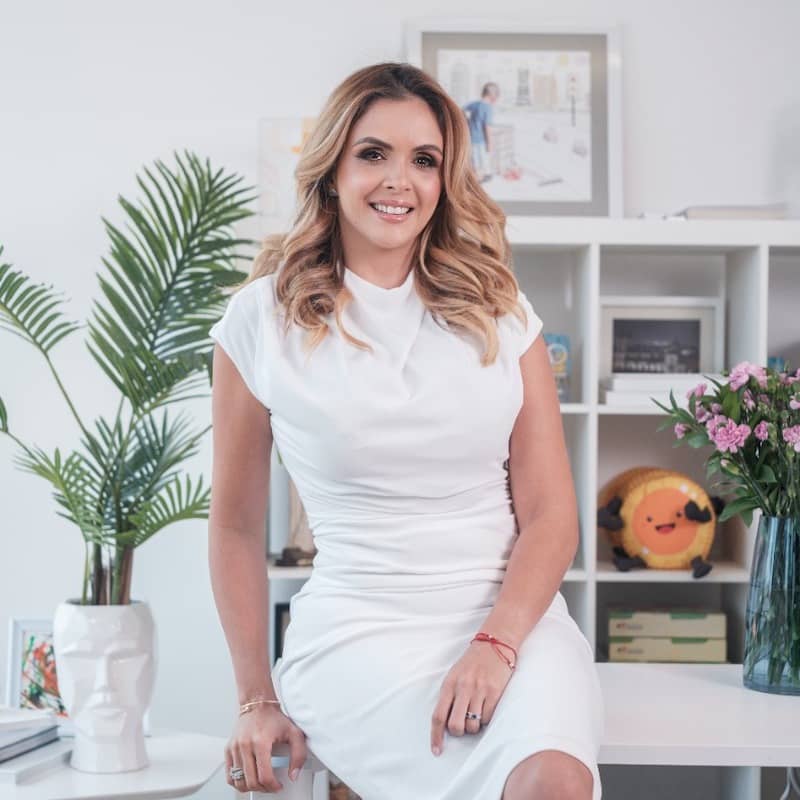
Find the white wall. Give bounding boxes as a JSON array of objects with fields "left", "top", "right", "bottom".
[{"left": 0, "top": 1, "right": 797, "bottom": 796}]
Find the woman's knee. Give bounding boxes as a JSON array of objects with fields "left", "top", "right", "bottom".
[{"left": 502, "top": 749, "right": 594, "bottom": 800}]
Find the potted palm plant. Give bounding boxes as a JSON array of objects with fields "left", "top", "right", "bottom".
[{"left": 0, "top": 150, "right": 256, "bottom": 772}]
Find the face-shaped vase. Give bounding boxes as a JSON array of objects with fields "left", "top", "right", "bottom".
[{"left": 53, "top": 599, "right": 156, "bottom": 773}]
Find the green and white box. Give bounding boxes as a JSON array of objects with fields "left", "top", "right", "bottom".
[
  {"left": 608, "top": 607, "right": 726, "bottom": 638},
  {"left": 609, "top": 636, "right": 727, "bottom": 663}
]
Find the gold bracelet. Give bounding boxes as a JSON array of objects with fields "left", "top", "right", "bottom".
[{"left": 239, "top": 698, "right": 281, "bottom": 715}]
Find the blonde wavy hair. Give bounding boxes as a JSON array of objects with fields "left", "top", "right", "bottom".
[{"left": 238, "top": 61, "right": 530, "bottom": 367}]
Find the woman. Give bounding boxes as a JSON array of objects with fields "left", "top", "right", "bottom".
[{"left": 208, "top": 62, "right": 604, "bottom": 799}]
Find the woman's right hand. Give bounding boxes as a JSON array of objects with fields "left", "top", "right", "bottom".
[{"left": 224, "top": 704, "right": 308, "bottom": 793}]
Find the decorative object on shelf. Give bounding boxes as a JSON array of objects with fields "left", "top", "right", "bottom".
[
  {"left": 544, "top": 333, "right": 571, "bottom": 402},
  {"left": 275, "top": 478, "right": 316, "bottom": 567},
  {"left": 0, "top": 151, "right": 256, "bottom": 771},
  {"left": 596, "top": 466, "right": 725, "bottom": 578},
  {"left": 405, "top": 19, "right": 623, "bottom": 217},
  {"left": 653, "top": 360, "right": 800, "bottom": 694},
  {"left": 273, "top": 603, "right": 291, "bottom": 662},
  {"left": 599, "top": 295, "right": 724, "bottom": 386}
]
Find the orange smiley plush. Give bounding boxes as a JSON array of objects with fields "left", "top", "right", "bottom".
[{"left": 597, "top": 467, "right": 726, "bottom": 579}]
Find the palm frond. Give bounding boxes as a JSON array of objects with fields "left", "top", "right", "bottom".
[
  {"left": 85, "top": 150, "right": 256, "bottom": 408},
  {"left": 12, "top": 445, "right": 109, "bottom": 544},
  {"left": 0, "top": 252, "right": 82, "bottom": 355},
  {"left": 122, "top": 408, "right": 210, "bottom": 509},
  {"left": 122, "top": 473, "right": 211, "bottom": 548}
]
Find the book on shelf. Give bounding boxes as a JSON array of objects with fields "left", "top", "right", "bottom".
[
  {"left": 674, "top": 202, "right": 790, "bottom": 220},
  {"left": 601, "top": 372, "right": 726, "bottom": 406},
  {"left": 602, "top": 372, "right": 723, "bottom": 392}
]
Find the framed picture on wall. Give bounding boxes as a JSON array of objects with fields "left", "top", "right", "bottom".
[
  {"left": 273, "top": 602, "right": 292, "bottom": 662},
  {"left": 5, "top": 616, "right": 152, "bottom": 738},
  {"left": 258, "top": 117, "right": 318, "bottom": 237},
  {"left": 405, "top": 19, "right": 623, "bottom": 217},
  {"left": 599, "top": 295, "right": 725, "bottom": 383}
]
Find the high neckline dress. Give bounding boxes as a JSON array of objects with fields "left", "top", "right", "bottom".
[{"left": 209, "top": 265, "right": 605, "bottom": 800}]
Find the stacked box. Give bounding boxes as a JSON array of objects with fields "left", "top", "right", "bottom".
[{"left": 608, "top": 607, "right": 727, "bottom": 663}]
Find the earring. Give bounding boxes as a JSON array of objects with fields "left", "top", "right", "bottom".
[{"left": 328, "top": 187, "right": 338, "bottom": 197}]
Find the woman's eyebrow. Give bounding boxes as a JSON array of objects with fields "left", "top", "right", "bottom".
[{"left": 352, "top": 136, "right": 443, "bottom": 156}]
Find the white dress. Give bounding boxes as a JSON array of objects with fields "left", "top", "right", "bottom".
[{"left": 209, "top": 265, "right": 605, "bottom": 800}]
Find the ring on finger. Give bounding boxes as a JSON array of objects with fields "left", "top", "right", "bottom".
[
  {"left": 465, "top": 710, "right": 482, "bottom": 721},
  {"left": 229, "top": 766, "right": 245, "bottom": 781}
]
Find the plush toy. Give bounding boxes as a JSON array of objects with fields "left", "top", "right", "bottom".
[{"left": 596, "top": 466, "right": 726, "bottom": 579}]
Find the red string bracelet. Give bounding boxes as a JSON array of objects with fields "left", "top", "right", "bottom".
[{"left": 471, "top": 632, "right": 517, "bottom": 672}]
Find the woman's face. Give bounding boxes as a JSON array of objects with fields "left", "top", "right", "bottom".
[{"left": 333, "top": 96, "right": 444, "bottom": 262}]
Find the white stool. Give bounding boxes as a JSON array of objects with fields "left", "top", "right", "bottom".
[{"left": 248, "top": 742, "right": 329, "bottom": 799}]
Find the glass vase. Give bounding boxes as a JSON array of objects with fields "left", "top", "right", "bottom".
[{"left": 743, "top": 514, "right": 800, "bottom": 694}]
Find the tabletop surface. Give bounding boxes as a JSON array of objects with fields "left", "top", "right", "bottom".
[
  {"left": 6, "top": 729, "right": 227, "bottom": 800},
  {"left": 596, "top": 662, "right": 800, "bottom": 766},
  {"left": 5, "top": 663, "right": 800, "bottom": 797}
]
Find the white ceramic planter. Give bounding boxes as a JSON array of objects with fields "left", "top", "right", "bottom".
[{"left": 52, "top": 598, "right": 156, "bottom": 773}]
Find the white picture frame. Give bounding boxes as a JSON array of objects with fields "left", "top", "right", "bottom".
[
  {"left": 405, "top": 17, "right": 624, "bottom": 217},
  {"left": 599, "top": 295, "right": 725, "bottom": 384},
  {"left": 5, "top": 616, "right": 152, "bottom": 738}
]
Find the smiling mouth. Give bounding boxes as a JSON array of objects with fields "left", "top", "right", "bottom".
[
  {"left": 369, "top": 203, "right": 414, "bottom": 217},
  {"left": 655, "top": 523, "right": 676, "bottom": 534}
]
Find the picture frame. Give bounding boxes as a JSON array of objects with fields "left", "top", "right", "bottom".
[
  {"left": 273, "top": 602, "right": 292, "bottom": 663},
  {"left": 599, "top": 295, "right": 725, "bottom": 384},
  {"left": 405, "top": 18, "right": 623, "bottom": 217},
  {"left": 257, "top": 117, "right": 318, "bottom": 237},
  {"left": 5, "top": 616, "right": 152, "bottom": 738}
]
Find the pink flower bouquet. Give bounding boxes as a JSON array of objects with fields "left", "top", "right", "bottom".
[{"left": 653, "top": 361, "right": 800, "bottom": 525}]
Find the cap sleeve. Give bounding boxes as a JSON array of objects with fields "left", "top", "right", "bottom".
[
  {"left": 209, "top": 280, "right": 269, "bottom": 407},
  {"left": 515, "top": 288, "right": 544, "bottom": 357}
]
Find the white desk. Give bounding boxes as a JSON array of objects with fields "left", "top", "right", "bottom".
[
  {"left": 5, "top": 729, "right": 226, "bottom": 800},
  {"left": 597, "top": 662, "right": 800, "bottom": 800},
  {"left": 6, "top": 666, "right": 800, "bottom": 800}
]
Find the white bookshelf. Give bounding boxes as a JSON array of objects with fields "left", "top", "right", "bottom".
[{"left": 264, "top": 217, "right": 800, "bottom": 800}]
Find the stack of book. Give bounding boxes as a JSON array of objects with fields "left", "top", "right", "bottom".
[
  {"left": 601, "top": 372, "right": 724, "bottom": 408},
  {"left": 638, "top": 202, "right": 791, "bottom": 220},
  {"left": 608, "top": 606, "right": 728, "bottom": 663},
  {"left": 0, "top": 705, "right": 60, "bottom": 767}
]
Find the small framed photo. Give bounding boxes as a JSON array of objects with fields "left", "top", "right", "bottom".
[
  {"left": 273, "top": 603, "right": 292, "bottom": 663},
  {"left": 405, "top": 18, "right": 623, "bottom": 217},
  {"left": 599, "top": 295, "right": 724, "bottom": 383},
  {"left": 5, "top": 618, "right": 67, "bottom": 721},
  {"left": 5, "top": 616, "right": 152, "bottom": 738}
]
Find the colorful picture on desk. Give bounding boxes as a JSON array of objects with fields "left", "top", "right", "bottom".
[{"left": 5, "top": 618, "right": 67, "bottom": 719}]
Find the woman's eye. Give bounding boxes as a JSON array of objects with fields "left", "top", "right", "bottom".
[{"left": 357, "top": 149, "right": 437, "bottom": 168}]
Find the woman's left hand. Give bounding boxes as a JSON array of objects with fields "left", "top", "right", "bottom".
[{"left": 430, "top": 639, "right": 514, "bottom": 756}]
